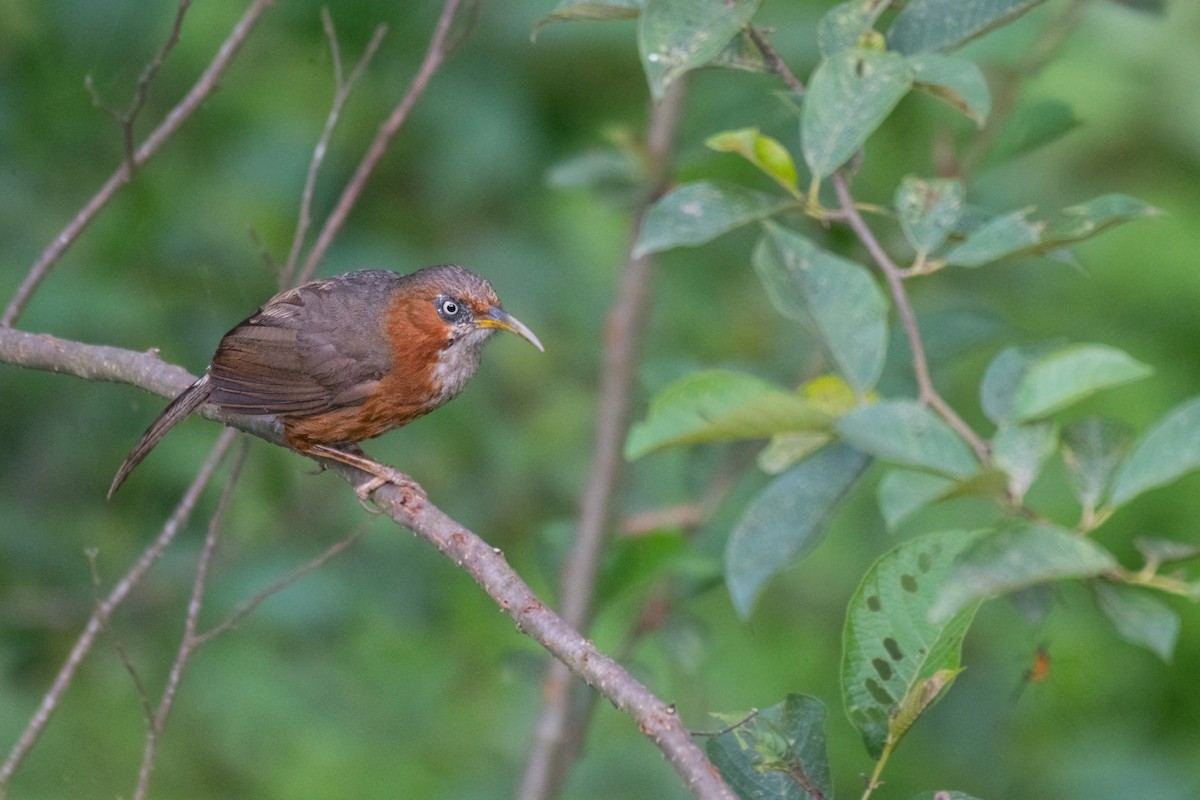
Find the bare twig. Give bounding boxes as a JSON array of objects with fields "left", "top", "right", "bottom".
[
  {"left": 296, "top": 0, "right": 467, "bottom": 285},
  {"left": 280, "top": 11, "right": 388, "bottom": 287},
  {"left": 0, "top": 426, "right": 237, "bottom": 792},
  {"left": 831, "top": 171, "right": 989, "bottom": 463},
  {"left": 102, "top": 0, "right": 194, "bottom": 169},
  {"left": 0, "top": 326, "right": 737, "bottom": 800},
  {"left": 746, "top": 25, "right": 805, "bottom": 94},
  {"left": 1, "top": 0, "right": 275, "bottom": 329},
  {"left": 518, "top": 78, "right": 689, "bottom": 800},
  {"left": 193, "top": 524, "right": 369, "bottom": 647},
  {"left": 133, "top": 441, "right": 249, "bottom": 800}
]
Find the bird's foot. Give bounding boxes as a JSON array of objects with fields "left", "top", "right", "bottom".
[{"left": 304, "top": 443, "right": 408, "bottom": 511}]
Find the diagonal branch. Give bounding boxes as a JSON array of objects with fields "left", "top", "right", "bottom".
[
  {"left": 831, "top": 171, "right": 989, "bottom": 463},
  {"left": 296, "top": 0, "right": 467, "bottom": 285},
  {"left": 518, "top": 77, "right": 689, "bottom": 800},
  {"left": 0, "top": 325, "right": 736, "bottom": 800},
  {"left": 1, "top": 0, "right": 276, "bottom": 329},
  {"left": 0, "top": 422, "right": 238, "bottom": 790}
]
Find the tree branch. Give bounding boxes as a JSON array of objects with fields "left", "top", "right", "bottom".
[
  {"left": 0, "top": 422, "right": 237, "bottom": 791},
  {"left": 1, "top": 0, "right": 276, "bottom": 328},
  {"left": 0, "top": 325, "right": 736, "bottom": 800},
  {"left": 831, "top": 171, "right": 990, "bottom": 463},
  {"left": 296, "top": 0, "right": 467, "bottom": 285},
  {"left": 518, "top": 76, "right": 690, "bottom": 800}
]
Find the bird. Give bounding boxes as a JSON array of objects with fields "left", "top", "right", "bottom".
[{"left": 108, "top": 265, "right": 543, "bottom": 500}]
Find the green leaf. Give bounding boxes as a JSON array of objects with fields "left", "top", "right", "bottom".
[
  {"left": 1135, "top": 536, "right": 1200, "bottom": 567},
  {"left": 758, "top": 375, "right": 859, "bottom": 473},
  {"left": 638, "top": 0, "right": 761, "bottom": 99},
  {"left": 755, "top": 222, "right": 889, "bottom": 393},
  {"left": 908, "top": 53, "right": 991, "bottom": 126},
  {"left": 878, "top": 469, "right": 1007, "bottom": 530},
  {"left": 943, "top": 208, "right": 1042, "bottom": 267},
  {"left": 982, "top": 98, "right": 1079, "bottom": 167},
  {"left": 1039, "top": 194, "right": 1161, "bottom": 247},
  {"left": 625, "top": 369, "right": 831, "bottom": 460},
  {"left": 706, "top": 694, "right": 831, "bottom": 800},
  {"left": 1093, "top": 582, "right": 1180, "bottom": 662},
  {"left": 836, "top": 400, "right": 979, "bottom": 479},
  {"left": 913, "top": 793, "right": 985, "bottom": 800},
  {"left": 817, "top": 0, "right": 890, "bottom": 56},
  {"left": 1061, "top": 417, "right": 1133, "bottom": 513},
  {"left": 532, "top": 0, "right": 642, "bottom": 38},
  {"left": 932, "top": 522, "right": 1118, "bottom": 621},
  {"left": 706, "top": 128, "right": 799, "bottom": 192},
  {"left": 726, "top": 443, "right": 870, "bottom": 617},
  {"left": 1011, "top": 344, "right": 1152, "bottom": 421},
  {"left": 1109, "top": 397, "right": 1200, "bottom": 508},
  {"left": 992, "top": 421, "right": 1058, "bottom": 501},
  {"left": 843, "top": 530, "right": 985, "bottom": 760},
  {"left": 877, "top": 469, "right": 955, "bottom": 530},
  {"left": 801, "top": 48, "right": 914, "bottom": 178},
  {"left": 887, "top": 0, "right": 1048, "bottom": 54},
  {"left": 980, "top": 344, "right": 1047, "bottom": 424},
  {"left": 634, "top": 181, "right": 792, "bottom": 257},
  {"left": 895, "top": 176, "right": 965, "bottom": 255},
  {"left": 1106, "top": 0, "right": 1166, "bottom": 13}
]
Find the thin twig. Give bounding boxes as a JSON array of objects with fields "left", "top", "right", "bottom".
[
  {"left": 518, "top": 77, "right": 689, "bottom": 800},
  {"left": 831, "top": 171, "right": 990, "bottom": 463},
  {"left": 0, "top": 328, "right": 738, "bottom": 800},
  {"left": 120, "top": 0, "right": 194, "bottom": 169},
  {"left": 193, "top": 524, "right": 370, "bottom": 647},
  {"left": 133, "top": 440, "right": 249, "bottom": 800},
  {"left": 280, "top": 12, "right": 388, "bottom": 288},
  {"left": 746, "top": 24, "right": 805, "bottom": 94},
  {"left": 0, "top": 427, "right": 237, "bottom": 792},
  {"left": 1, "top": 0, "right": 276, "bottom": 329},
  {"left": 296, "top": 0, "right": 466, "bottom": 285}
]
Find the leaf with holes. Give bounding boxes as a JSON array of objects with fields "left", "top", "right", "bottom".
[
  {"left": 802, "top": 48, "right": 914, "bottom": 178},
  {"left": 1093, "top": 582, "right": 1180, "bottom": 663},
  {"left": 755, "top": 222, "right": 889, "bottom": 394},
  {"left": 727, "top": 443, "right": 870, "bottom": 617},
  {"left": 887, "top": 0, "right": 1048, "bottom": 54},
  {"left": 624, "top": 369, "right": 832, "bottom": 460},
  {"left": 932, "top": 522, "right": 1118, "bottom": 622},
  {"left": 634, "top": 181, "right": 793, "bottom": 257},
  {"left": 909, "top": 53, "right": 991, "bottom": 126},
  {"left": 638, "top": 0, "right": 761, "bottom": 99},
  {"left": 895, "top": 176, "right": 965, "bottom": 255},
  {"left": 836, "top": 400, "right": 979, "bottom": 479},
  {"left": 843, "top": 529, "right": 986, "bottom": 760},
  {"left": 706, "top": 694, "right": 832, "bottom": 800},
  {"left": 1109, "top": 397, "right": 1200, "bottom": 508}
]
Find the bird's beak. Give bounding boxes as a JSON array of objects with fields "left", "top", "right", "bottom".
[{"left": 476, "top": 307, "right": 544, "bottom": 352}]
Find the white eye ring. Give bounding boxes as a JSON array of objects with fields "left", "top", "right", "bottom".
[{"left": 442, "top": 300, "right": 458, "bottom": 315}]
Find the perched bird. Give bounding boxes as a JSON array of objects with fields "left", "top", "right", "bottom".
[{"left": 109, "top": 265, "right": 543, "bottom": 499}]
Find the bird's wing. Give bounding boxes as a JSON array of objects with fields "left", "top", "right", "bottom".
[{"left": 208, "top": 273, "right": 400, "bottom": 416}]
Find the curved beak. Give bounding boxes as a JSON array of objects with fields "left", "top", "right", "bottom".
[{"left": 476, "top": 306, "right": 544, "bottom": 352}]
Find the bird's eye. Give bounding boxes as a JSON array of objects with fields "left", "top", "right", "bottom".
[{"left": 437, "top": 296, "right": 464, "bottom": 321}]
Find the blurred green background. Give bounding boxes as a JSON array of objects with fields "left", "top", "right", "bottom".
[{"left": 3, "top": 1, "right": 1200, "bottom": 798}]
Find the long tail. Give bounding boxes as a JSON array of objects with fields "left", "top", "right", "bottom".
[{"left": 108, "top": 374, "right": 213, "bottom": 499}]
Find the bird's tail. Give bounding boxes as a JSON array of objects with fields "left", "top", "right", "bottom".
[{"left": 108, "top": 374, "right": 213, "bottom": 499}]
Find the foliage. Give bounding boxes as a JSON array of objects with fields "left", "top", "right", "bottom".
[{"left": 3, "top": 0, "right": 1200, "bottom": 799}]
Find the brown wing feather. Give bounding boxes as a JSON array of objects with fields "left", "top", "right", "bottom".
[{"left": 208, "top": 271, "right": 403, "bottom": 417}]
